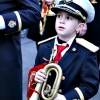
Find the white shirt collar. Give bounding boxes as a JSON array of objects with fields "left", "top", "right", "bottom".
[
  {"left": 53, "top": 35, "right": 76, "bottom": 58},
  {"left": 54, "top": 35, "right": 76, "bottom": 47}
]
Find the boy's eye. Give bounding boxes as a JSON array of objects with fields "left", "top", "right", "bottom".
[
  {"left": 66, "top": 16, "right": 72, "bottom": 20},
  {"left": 57, "top": 14, "right": 62, "bottom": 18},
  {"left": 57, "top": 14, "right": 72, "bottom": 20}
]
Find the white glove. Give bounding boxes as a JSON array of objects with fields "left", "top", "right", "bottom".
[
  {"left": 54, "top": 93, "right": 66, "bottom": 100},
  {"left": 34, "top": 69, "right": 47, "bottom": 83},
  {"left": 0, "top": 15, "right": 6, "bottom": 29}
]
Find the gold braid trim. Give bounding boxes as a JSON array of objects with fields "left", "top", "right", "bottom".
[
  {"left": 40, "top": 1, "right": 55, "bottom": 35},
  {"left": 74, "top": 87, "right": 84, "bottom": 100}
]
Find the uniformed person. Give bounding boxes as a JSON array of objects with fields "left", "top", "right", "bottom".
[
  {"left": 27, "top": 0, "right": 56, "bottom": 49},
  {"left": 27, "top": 0, "right": 99, "bottom": 100},
  {"left": 0, "top": 0, "right": 41, "bottom": 100}
]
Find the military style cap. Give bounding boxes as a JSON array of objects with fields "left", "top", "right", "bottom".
[{"left": 51, "top": 0, "right": 95, "bottom": 23}]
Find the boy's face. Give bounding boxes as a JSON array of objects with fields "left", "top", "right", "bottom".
[{"left": 55, "top": 11, "right": 80, "bottom": 41}]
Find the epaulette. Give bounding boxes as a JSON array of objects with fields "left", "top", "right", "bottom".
[
  {"left": 76, "top": 38, "right": 99, "bottom": 53},
  {"left": 38, "top": 35, "right": 56, "bottom": 45}
]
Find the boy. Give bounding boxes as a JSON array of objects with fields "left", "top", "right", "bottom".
[
  {"left": 27, "top": 0, "right": 99, "bottom": 100},
  {"left": 27, "top": 0, "right": 87, "bottom": 50}
]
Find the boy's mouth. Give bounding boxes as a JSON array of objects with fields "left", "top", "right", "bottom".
[{"left": 58, "top": 26, "right": 65, "bottom": 30}]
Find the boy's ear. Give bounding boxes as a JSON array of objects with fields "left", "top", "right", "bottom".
[{"left": 76, "top": 23, "right": 85, "bottom": 34}]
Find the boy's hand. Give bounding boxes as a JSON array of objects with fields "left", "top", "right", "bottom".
[
  {"left": 54, "top": 93, "right": 66, "bottom": 100},
  {"left": 34, "top": 69, "right": 47, "bottom": 83}
]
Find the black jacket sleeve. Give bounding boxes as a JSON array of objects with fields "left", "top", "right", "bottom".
[{"left": 1, "top": 0, "right": 41, "bottom": 34}]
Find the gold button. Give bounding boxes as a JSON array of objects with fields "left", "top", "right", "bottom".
[
  {"left": 62, "top": 76, "right": 65, "bottom": 80},
  {"left": 72, "top": 48, "right": 76, "bottom": 51},
  {"left": 58, "top": 89, "right": 62, "bottom": 93},
  {"left": 73, "top": 99, "right": 78, "bottom": 100}
]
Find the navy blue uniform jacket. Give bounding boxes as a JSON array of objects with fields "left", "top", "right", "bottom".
[
  {"left": 34, "top": 38, "right": 99, "bottom": 100},
  {"left": 0, "top": 0, "right": 41, "bottom": 100}
]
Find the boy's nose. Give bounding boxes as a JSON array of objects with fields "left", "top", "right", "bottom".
[{"left": 60, "top": 18, "right": 65, "bottom": 24}]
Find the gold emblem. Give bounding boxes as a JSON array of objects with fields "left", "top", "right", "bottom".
[
  {"left": 64, "top": 0, "right": 72, "bottom": 4},
  {"left": 28, "top": 71, "right": 36, "bottom": 87},
  {"left": 8, "top": 20, "right": 16, "bottom": 28},
  {"left": 72, "top": 48, "right": 76, "bottom": 51}
]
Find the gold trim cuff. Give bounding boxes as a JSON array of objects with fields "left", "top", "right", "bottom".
[
  {"left": 75, "top": 87, "right": 84, "bottom": 100},
  {"left": 14, "top": 11, "right": 22, "bottom": 31}
]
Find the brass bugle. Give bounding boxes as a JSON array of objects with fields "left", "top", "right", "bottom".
[
  {"left": 29, "top": 63, "right": 62, "bottom": 100},
  {"left": 29, "top": 49, "right": 63, "bottom": 100},
  {"left": 90, "top": 0, "right": 98, "bottom": 4}
]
